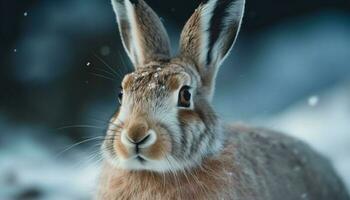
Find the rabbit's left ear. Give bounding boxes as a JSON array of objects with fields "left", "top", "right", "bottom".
[
  {"left": 179, "top": 0, "right": 245, "bottom": 99},
  {"left": 111, "top": 0, "right": 171, "bottom": 67}
]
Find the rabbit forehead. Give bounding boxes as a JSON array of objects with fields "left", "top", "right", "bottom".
[{"left": 122, "top": 64, "right": 193, "bottom": 92}]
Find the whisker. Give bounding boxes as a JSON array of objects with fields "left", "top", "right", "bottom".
[
  {"left": 93, "top": 54, "right": 124, "bottom": 79},
  {"left": 89, "top": 72, "right": 116, "bottom": 81},
  {"left": 55, "top": 136, "right": 107, "bottom": 158},
  {"left": 57, "top": 125, "right": 106, "bottom": 130},
  {"left": 116, "top": 52, "right": 132, "bottom": 74},
  {"left": 72, "top": 148, "right": 105, "bottom": 169},
  {"left": 92, "top": 67, "right": 119, "bottom": 78},
  {"left": 111, "top": 53, "right": 129, "bottom": 77},
  {"left": 84, "top": 114, "right": 125, "bottom": 127}
]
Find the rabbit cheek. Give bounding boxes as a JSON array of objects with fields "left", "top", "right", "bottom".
[
  {"left": 114, "top": 132, "right": 130, "bottom": 159},
  {"left": 177, "top": 109, "right": 203, "bottom": 153},
  {"left": 178, "top": 109, "right": 203, "bottom": 140},
  {"left": 145, "top": 135, "right": 171, "bottom": 160},
  {"left": 144, "top": 133, "right": 171, "bottom": 160},
  {"left": 178, "top": 109, "right": 201, "bottom": 124}
]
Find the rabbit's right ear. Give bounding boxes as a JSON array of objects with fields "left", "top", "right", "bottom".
[{"left": 111, "top": 0, "right": 171, "bottom": 67}]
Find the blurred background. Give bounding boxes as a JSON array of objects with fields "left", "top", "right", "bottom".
[{"left": 1, "top": 0, "right": 350, "bottom": 199}]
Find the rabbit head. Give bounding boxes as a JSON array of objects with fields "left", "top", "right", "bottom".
[{"left": 102, "top": 0, "right": 245, "bottom": 172}]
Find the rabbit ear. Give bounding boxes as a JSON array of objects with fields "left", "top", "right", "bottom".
[
  {"left": 179, "top": 0, "right": 245, "bottom": 99},
  {"left": 111, "top": 0, "right": 171, "bottom": 67}
]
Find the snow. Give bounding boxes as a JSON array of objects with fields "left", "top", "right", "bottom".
[
  {"left": 294, "top": 166, "right": 301, "bottom": 172},
  {"left": 301, "top": 193, "right": 308, "bottom": 199},
  {"left": 262, "top": 83, "right": 350, "bottom": 190},
  {"left": 24, "top": 12, "right": 28, "bottom": 17},
  {"left": 308, "top": 95, "right": 319, "bottom": 107},
  {"left": 148, "top": 82, "right": 157, "bottom": 89},
  {"left": 0, "top": 122, "right": 99, "bottom": 200}
]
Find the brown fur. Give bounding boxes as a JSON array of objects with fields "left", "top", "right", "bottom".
[
  {"left": 124, "top": 119, "right": 148, "bottom": 143},
  {"left": 133, "top": 1, "right": 170, "bottom": 64},
  {"left": 122, "top": 74, "right": 134, "bottom": 90},
  {"left": 144, "top": 127, "right": 172, "bottom": 160},
  {"left": 179, "top": 6, "right": 203, "bottom": 73},
  {"left": 167, "top": 76, "right": 181, "bottom": 91},
  {"left": 114, "top": 131, "right": 129, "bottom": 159},
  {"left": 178, "top": 110, "right": 201, "bottom": 123}
]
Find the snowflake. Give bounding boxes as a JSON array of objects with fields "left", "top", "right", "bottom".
[
  {"left": 148, "top": 82, "right": 157, "bottom": 89},
  {"left": 301, "top": 193, "right": 308, "bottom": 199},
  {"left": 293, "top": 166, "right": 301, "bottom": 172},
  {"left": 308, "top": 96, "right": 319, "bottom": 107}
]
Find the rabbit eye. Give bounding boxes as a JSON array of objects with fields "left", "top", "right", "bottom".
[
  {"left": 118, "top": 90, "right": 123, "bottom": 104},
  {"left": 178, "top": 86, "right": 191, "bottom": 108}
]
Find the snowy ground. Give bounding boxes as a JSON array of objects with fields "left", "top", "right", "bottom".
[
  {"left": 261, "top": 83, "right": 350, "bottom": 190},
  {"left": 0, "top": 123, "right": 99, "bottom": 200}
]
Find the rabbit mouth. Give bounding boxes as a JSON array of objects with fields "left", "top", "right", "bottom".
[
  {"left": 130, "top": 154, "right": 155, "bottom": 165},
  {"left": 135, "top": 155, "right": 146, "bottom": 163}
]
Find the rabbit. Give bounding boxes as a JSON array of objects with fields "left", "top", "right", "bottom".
[{"left": 97, "top": 0, "right": 350, "bottom": 199}]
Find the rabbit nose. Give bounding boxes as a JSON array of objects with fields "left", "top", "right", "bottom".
[{"left": 121, "top": 128, "right": 157, "bottom": 149}]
